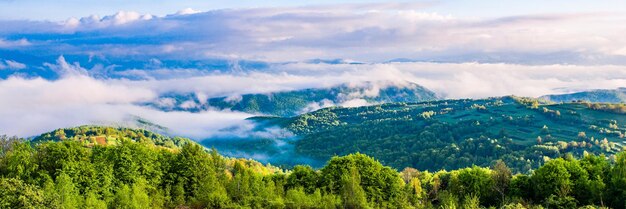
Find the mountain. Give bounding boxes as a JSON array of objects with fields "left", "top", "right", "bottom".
[
  {"left": 244, "top": 97, "right": 626, "bottom": 173},
  {"left": 150, "top": 81, "right": 439, "bottom": 116},
  {"left": 540, "top": 88, "right": 626, "bottom": 103}
]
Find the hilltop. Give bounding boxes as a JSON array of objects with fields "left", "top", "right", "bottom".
[{"left": 32, "top": 125, "right": 194, "bottom": 149}]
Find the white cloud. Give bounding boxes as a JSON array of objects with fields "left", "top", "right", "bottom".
[
  {"left": 340, "top": 99, "right": 370, "bottom": 107},
  {"left": 113, "top": 61, "right": 626, "bottom": 100},
  {"left": 43, "top": 56, "right": 88, "bottom": 77},
  {"left": 0, "top": 60, "right": 625, "bottom": 138},
  {"left": 0, "top": 38, "right": 30, "bottom": 48},
  {"left": 175, "top": 8, "right": 201, "bottom": 15},
  {"left": 2, "top": 5, "right": 626, "bottom": 64},
  {"left": 108, "top": 11, "right": 153, "bottom": 24},
  {"left": 300, "top": 99, "right": 336, "bottom": 114},
  {"left": 179, "top": 100, "right": 199, "bottom": 109},
  {"left": 0, "top": 59, "right": 254, "bottom": 138},
  {"left": 390, "top": 62, "right": 626, "bottom": 98},
  {"left": 3, "top": 60, "right": 26, "bottom": 70},
  {"left": 63, "top": 11, "right": 153, "bottom": 28},
  {"left": 154, "top": 97, "right": 176, "bottom": 108}
]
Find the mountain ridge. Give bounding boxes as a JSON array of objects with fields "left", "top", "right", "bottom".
[
  {"left": 540, "top": 87, "right": 626, "bottom": 103},
  {"left": 150, "top": 81, "right": 439, "bottom": 116}
]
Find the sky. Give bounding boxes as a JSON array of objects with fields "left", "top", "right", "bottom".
[
  {"left": 2, "top": 0, "right": 626, "bottom": 21},
  {"left": 0, "top": 0, "right": 626, "bottom": 138}
]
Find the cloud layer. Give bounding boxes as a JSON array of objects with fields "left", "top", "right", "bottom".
[
  {"left": 1, "top": 4, "right": 626, "bottom": 139},
  {"left": 0, "top": 56, "right": 625, "bottom": 138},
  {"left": 2, "top": 4, "right": 626, "bottom": 68}
]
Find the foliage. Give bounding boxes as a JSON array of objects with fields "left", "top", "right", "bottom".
[
  {"left": 541, "top": 88, "right": 626, "bottom": 104},
  {"left": 1, "top": 127, "right": 626, "bottom": 208},
  {"left": 265, "top": 97, "right": 626, "bottom": 173},
  {"left": 32, "top": 125, "right": 194, "bottom": 149}
]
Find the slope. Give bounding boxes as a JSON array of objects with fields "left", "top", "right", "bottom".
[
  {"left": 541, "top": 88, "right": 626, "bottom": 103},
  {"left": 253, "top": 97, "right": 626, "bottom": 173}
]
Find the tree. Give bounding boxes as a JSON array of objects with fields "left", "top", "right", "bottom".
[
  {"left": 341, "top": 166, "right": 369, "bottom": 209},
  {"left": 563, "top": 159, "right": 590, "bottom": 205},
  {"left": 541, "top": 125, "right": 550, "bottom": 135},
  {"left": 170, "top": 180, "right": 186, "bottom": 207},
  {"left": 536, "top": 136, "right": 542, "bottom": 145},
  {"left": 0, "top": 177, "right": 45, "bottom": 208},
  {"left": 320, "top": 153, "right": 404, "bottom": 204},
  {"left": 580, "top": 154, "right": 609, "bottom": 207},
  {"left": 228, "top": 162, "right": 252, "bottom": 203},
  {"left": 400, "top": 167, "right": 420, "bottom": 184},
  {"left": 192, "top": 172, "right": 228, "bottom": 208},
  {"left": 438, "top": 191, "right": 459, "bottom": 209},
  {"left": 286, "top": 165, "right": 319, "bottom": 194},
  {"left": 450, "top": 166, "right": 494, "bottom": 206},
  {"left": 0, "top": 141, "right": 38, "bottom": 183},
  {"left": 114, "top": 184, "right": 133, "bottom": 208},
  {"left": 491, "top": 160, "right": 512, "bottom": 206},
  {"left": 608, "top": 152, "right": 626, "bottom": 208},
  {"left": 55, "top": 172, "right": 83, "bottom": 208},
  {"left": 111, "top": 140, "right": 141, "bottom": 185},
  {"left": 530, "top": 101, "right": 540, "bottom": 109},
  {"left": 83, "top": 190, "right": 107, "bottom": 209},
  {"left": 531, "top": 159, "right": 572, "bottom": 202},
  {"left": 130, "top": 179, "right": 152, "bottom": 209},
  {"left": 509, "top": 174, "right": 532, "bottom": 201},
  {"left": 174, "top": 142, "right": 214, "bottom": 200},
  {"left": 285, "top": 188, "right": 317, "bottom": 208}
]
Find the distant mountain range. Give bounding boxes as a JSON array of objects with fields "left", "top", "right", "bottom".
[
  {"left": 150, "top": 81, "right": 439, "bottom": 116},
  {"left": 540, "top": 88, "right": 626, "bottom": 103}
]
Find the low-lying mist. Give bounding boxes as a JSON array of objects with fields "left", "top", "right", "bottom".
[{"left": 1, "top": 56, "right": 625, "bottom": 166}]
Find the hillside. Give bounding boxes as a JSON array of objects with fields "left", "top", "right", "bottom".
[
  {"left": 29, "top": 126, "right": 282, "bottom": 174},
  {"left": 248, "top": 97, "right": 626, "bottom": 173},
  {"left": 3, "top": 132, "right": 626, "bottom": 208},
  {"left": 151, "top": 81, "right": 438, "bottom": 116},
  {"left": 32, "top": 125, "right": 194, "bottom": 149},
  {"left": 541, "top": 87, "right": 626, "bottom": 103}
]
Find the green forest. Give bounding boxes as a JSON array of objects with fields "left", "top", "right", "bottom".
[
  {"left": 241, "top": 97, "right": 626, "bottom": 173},
  {"left": 2, "top": 128, "right": 626, "bottom": 209}
]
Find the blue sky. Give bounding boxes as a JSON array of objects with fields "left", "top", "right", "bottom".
[{"left": 2, "top": 0, "right": 626, "bottom": 20}]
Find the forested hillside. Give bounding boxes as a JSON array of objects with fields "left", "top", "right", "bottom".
[
  {"left": 541, "top": 88, "right": 626, "bottom": 103},
  {"left": 249, "top": 97, "right": 626, "bottom": 173},
  {"left": 32, "top": 126, "right": 193, "bottom": 149},
  {"left": 2, "top": 132, "right": 626, "bottom": 208},
  {"left": 151, "top": 81, "right": 438, "bottom": 116}
]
